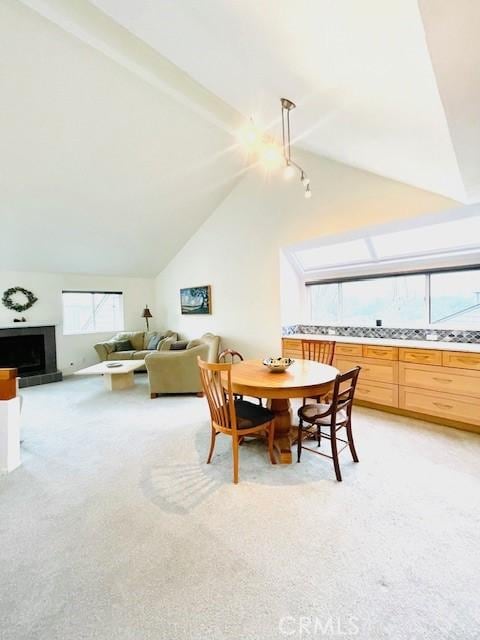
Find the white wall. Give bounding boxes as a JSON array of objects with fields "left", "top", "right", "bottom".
[
  {"left": 0, "top": 271, "right": 155, "bottom": 373},
  {"left": 154, "top": 150, "right": 459, "bottom": 358}
]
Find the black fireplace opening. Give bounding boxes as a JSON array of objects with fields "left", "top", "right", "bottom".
[{"left": 0, "top": 334, "right": 46, "bottom": 376}]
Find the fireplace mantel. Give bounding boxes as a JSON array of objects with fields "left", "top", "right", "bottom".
[{"left": 0, "top": 323, "right": 57, "bottom": 329}]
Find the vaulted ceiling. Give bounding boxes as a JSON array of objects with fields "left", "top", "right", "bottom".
[
  {"left": 2, "top": 0, "right": 479, "bottom": 276},
  {"left": 1, "top": 0, "right": 244, "bottom": 276},
  {"left": 89, "top": 0, "right": 479, "bottom": 203}
]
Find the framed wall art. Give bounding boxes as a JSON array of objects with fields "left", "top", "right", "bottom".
[{"left": 180, "top": 285, "right": 211, "bottom": 315}]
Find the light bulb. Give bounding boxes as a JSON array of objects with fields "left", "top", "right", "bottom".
[
  {"left": 238, "top": 122, "right": 261, "bottom": 151},
  {"left": 305, "top": 185, "right": 312, "bottom": 199},
  {"left": 301, "top": 173, "right": 310, "bottom": 186},
  {"left": 259, "top": 142, "right": 283, "bottom": 170},
  {"left": 283, "top": 163, "right": 296, "bottom": 179}
]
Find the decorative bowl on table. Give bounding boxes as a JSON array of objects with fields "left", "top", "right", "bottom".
[{"left": 262, "top": 357, "right": 294, "bottom": 373}]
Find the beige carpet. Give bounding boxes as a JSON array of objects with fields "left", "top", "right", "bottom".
[{"left": 0, "top": 373, "right": 479, "bottom": 640}]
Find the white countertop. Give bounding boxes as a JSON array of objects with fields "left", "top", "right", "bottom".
[{"left": 283, "top": 333, "right": 480, "bottom": 353}]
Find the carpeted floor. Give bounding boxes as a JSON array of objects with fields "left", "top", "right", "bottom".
[{"left": 1, "top": 374, "right": 479, "bottom": 640}]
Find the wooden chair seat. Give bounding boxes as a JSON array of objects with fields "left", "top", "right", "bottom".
[
  {"left": 234, "top": 399, "right": 274, "bottom": 428},
  {"left": 300, "top": 403, "right": 347, "bottom": 425}
]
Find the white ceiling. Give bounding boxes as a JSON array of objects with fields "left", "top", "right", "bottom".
[
  {"left": 3, "top": 0, "right": 478, "bottom": 277},
  {"left": 1, "top": 0, "right": 243, "bottom": 276},
  {"left": 89, "top": 0, "right": 477, "bottom": 203},
  {"left": 419, "top": 0, "right": 480, "bottom": 203}
]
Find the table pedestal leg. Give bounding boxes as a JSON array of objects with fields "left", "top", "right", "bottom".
[
  {"left": 269, "top": 398, "right": 294, "bottom": 464},
  {"left": 104, "top": 372, "right": 134, "bottom": 390}
]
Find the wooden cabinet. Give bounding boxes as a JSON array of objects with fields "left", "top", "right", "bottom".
[
  {"left": 399, "top": 362, "right": 480, "bottom": 398},
  {"left": 335, "top": 343, "right": 363, "bottom": 357},
  {"left": 281, "top": 336, "right": 480, "bottom": 432},
  {"left": 335, "top": 356, "right": 398, "bottom": 384},
  {"left": 282, "top": 339, "right": 303, "bottom": 359},
  {"left": 399, "top": 387, "right": 480, "bottom": 427},
  {"left": 399, "top": 348, "right": 442, "bottom": 366},
  {"left": 362, "top": 345, "right": 397, "bottom": 360},
  {"left": 442, "top": 351, "right": 480, "bottom": 371},
  {"left": 355, "top": 381, "right": 398, "bottom": 407}
]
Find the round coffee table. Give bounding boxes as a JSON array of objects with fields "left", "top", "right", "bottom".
[{"left": 226, "top": 359, "right": 338, "bottom": 463}]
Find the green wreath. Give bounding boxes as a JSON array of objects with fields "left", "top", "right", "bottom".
[{"left": 2, "top": 287, "right": 38, "bottom": 313}]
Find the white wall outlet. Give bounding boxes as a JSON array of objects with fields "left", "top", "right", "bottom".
[
  {"left": 327, "top": 329, "right": 336, "bottom": 335},
  {"left": 426, "top": 333, "right": 438, "bottom": 341}
]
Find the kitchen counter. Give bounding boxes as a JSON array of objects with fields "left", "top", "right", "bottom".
[{"left": 283, "top": 333, "right": 480, "bottom": 353}]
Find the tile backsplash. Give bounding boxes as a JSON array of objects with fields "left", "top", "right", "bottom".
[{"left": 282, "top": 324, "right": 480, "bottom": 344}]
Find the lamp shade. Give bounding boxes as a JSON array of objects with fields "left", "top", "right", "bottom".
[{"left": 142, "top": 305, "right": 153, "bottom": 331}]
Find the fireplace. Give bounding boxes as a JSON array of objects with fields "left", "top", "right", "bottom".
[{"left": 0, "top": 325, "right": 62, "bottom": 387}]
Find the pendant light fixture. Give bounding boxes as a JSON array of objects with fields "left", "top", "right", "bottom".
[
  {"left": 238, "top": 98, "right": 311, "bottom": 199},
  {"left": 281, "top": 98, "right": 311, "bottom": 198}
]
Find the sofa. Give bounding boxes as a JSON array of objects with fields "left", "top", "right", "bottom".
[
  {"left": 94, "top": 331, "right": 177, "bottom": 371},
  {"left": 145, "top": 333, "right": 220, "bottom": 396}
]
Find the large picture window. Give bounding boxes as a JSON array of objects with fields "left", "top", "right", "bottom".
[
  {"left": 62, "top": 291, "right": 124, "bottom": 335},
  {"left": 309, "top": 268, "right": 480, "bottom": 328}
]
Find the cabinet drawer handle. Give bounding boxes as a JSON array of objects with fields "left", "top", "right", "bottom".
[
  {"left": 433, "top": 402, "right": 453, "bottom": 410},
  {"left": 456, "top": 356, "right": 480, "bottom": 364},
  {"left": 371, "top": 349, "right": 386, "bottom": 354},
  {"left": 432, "top": 377, "right": 452, "bottom": 383},
  {"left": 412, "top": 354, "right": 429, "bottom": 359}
]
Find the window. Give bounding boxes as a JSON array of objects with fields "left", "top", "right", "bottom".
[
  {"left": 62, "top": 291, "right": 124, "bottom": 334},
  {"left": 309, "top": 268, "right": 480, "bottom": 328},
  {"left": 341, "top": 274, "right": 425, "bottom": 326},
  {"left": 290, "top": 213, "right": 480, "bottom": 275},
  {"left": 371, "top": 217, "right": 480, "bottom": 259},
  {"left": 430, "top": 269, "right": 480, "bottom": 325},
  {"left": 310, "top": 283, "right": 340, "bottom": 324}
]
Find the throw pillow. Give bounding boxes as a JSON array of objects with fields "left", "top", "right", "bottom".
[
  {"left": 170, "top": 340, "right": 189, "bottom": 351},
  {"left": 146, "top": 334, "right": 164, "bottom": 350},
  {"left": 114, "top": 339, "right": 133, "bottom": 352}
]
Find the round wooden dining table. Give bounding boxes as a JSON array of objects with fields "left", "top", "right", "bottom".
[{"left": 227, "top": 359, "right": 339, "bottom": 464}]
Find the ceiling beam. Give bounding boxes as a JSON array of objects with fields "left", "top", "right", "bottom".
[{"left": 19, "top": 0, "right": 243, "bottom": 134}]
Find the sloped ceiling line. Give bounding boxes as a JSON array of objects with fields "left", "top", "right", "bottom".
[{"left": 20, "top": 0, "right": 243, "bottom": 133}]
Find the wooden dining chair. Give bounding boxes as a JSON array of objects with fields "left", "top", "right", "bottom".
[
  {"left": 218, "top": 349, "right": 244, "bottom": 364},
  {"left": 301, "top": 339, "right": 336, "bottom": 408},
  {"left": 301, "top": 339, "right": 336, "bottom": 365},
  {"left": 218, "top": 349, "right": 263, "bottom": 406},
  {"left": 301, "top": 339, "right": 336, "bottom": 404},
  {"left": 297, "top": 367, "right": 360, "bottom": 481},
  {"left": 197, "top": 357, "right": 276, "bottom": 484}
]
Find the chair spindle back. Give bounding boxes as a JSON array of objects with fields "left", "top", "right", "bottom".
[
  {"left": 301, "top": 340, "right": 336, "bottom": 365},
  {"left": 218, "top": 349, "right": 244, "bottom": 364},
  {"left": 197, "top": 357, "right": 237, "bottom": 432},
  {"left": 330, "top": 367, "right": 360, "bottom": 419}
]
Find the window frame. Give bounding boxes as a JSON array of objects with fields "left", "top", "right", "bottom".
[
  {"left": 62, "top": 290, "right": 125, "bottom": 336},
  {"left": 307, "top": 264, "right": 480, "bottom": 329}
]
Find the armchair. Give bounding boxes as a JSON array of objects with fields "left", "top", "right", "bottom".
[{"left": 145, "top": 333, "right": 220, "bottom": 396}]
